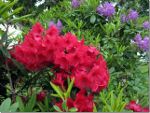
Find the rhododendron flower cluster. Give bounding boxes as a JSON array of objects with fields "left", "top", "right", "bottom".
[
  {"left": 97, "top": 2, "right": 115, "bottom": 17},
  {"left": 11, "top": 22, "right": 109, "bottom": 112},
  {"left": 125, "top": 100, "right": 149, "bottom": 112},
  {"left": 71, "top": 0, "right": 80, "bottom": 8},
  {"left": 143, "top": 21, "right": 150, "bottom": 29},
  {"left": 127, "top": 10, "right": 139, "bottom": 21},
  {"left": 133, "top": 34, "right": 149, "bottom": 51},
  {"left": 71, "top": 0, "right": 84, "bottom": 8},
  {"left": 121, "top": 9, "right": 138, "bottom": 23},
  {"left": 120, "top": 14, "right": 128, "bottom": 23}
]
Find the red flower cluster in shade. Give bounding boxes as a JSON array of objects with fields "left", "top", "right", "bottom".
[
  {"left": 11, "top": 22, "right": 109, "bottom": 94},
  {"left": 125, "top": 100, "right": 149, "bottom": 112},
  {"left": 36, "top": 91, "right": 46, "bottom": 101},
  {"left": 55, "top": 90, "right": 94, "bottom": 112}
]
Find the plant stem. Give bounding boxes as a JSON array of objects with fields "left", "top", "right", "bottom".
[{"left": 6, "top": 63, "right": 16, "bottom": 102}]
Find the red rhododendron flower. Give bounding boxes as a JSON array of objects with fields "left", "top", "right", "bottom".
[
  {"left": 74, "top": 90, "right": 94, "bottom": 112},
  {"left": 142, "top": 107, "right": 149, "bottom": 112},
  {"left": 52, "top": 72, "right": 68, "bottom": 87},
  {"left": 11, "top": 22, "right": 109, "bottom": 93},
  {"left": 11, "top": 23, "right": 60, "bottom": 71},
  {"left": 126, "top": 100, "right": 149, "bottom": 112}
]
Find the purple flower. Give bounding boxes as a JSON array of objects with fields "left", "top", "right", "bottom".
[
  {"left": 120, "top": 14, "right": 128, "bottom": 23},
  {"left": 140, "top": 37, "right": 149, "bottom": 51},
  {"left": 127, "top": 10, "right": 138, "bottom": 21},
  {"left": 56, "top": 19, "right": 63, "bottom": 31},
  {"left": 134, "top": 34, "right": 149, "bottom": 51},
  {"left": 48, "top": 19, "right": 63, "bottom": 32},
  {"left": 134, "top": 34, "right": 142, "bottom": 44},
  {"left": 71, "top": 0, "right": 80, "bottom": 8},
  {"left": 96, "top": 2, "right": 115, "bottom": 17},
  {"left": 143, "top": 21, "right": 150, "bottom": 29}
]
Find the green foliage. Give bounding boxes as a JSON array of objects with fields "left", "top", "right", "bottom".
[
  {"left": 0, "top": 98, "right": 18, "bottom": 112},
  {"left": 50, "top": 82, "right": 64, "bottom": 100},
  {"left": 0, "top": 0, "right": 32, "bottom": 24},
  {"left": 97, "top": 85, "right": 127, "bottom": 112},
  {"left": 37, "top": 96, "right": 50, "bottom": 112},
  {"left": 50, "top": 78, "right": 78, "bottom": 112},
  {"left": 16, "top": 93, "right": 36, "bottom": 112},
  {"left": 50, "top": 78, "right": 75, "bottom": 100}
]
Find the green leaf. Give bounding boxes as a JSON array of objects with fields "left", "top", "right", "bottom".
[
  {"left": 0, "top": 0, "right": 18, "bottom": 16},
  {"left": 44, "top": 96, "right": 49, "bottom": 111},
  {"left": 37, "top": 102, "right": 45, "bottom": 112},
  {"left": 5, "top": 7, "right": 23, "bottom": 19},
  {"left": 0, "top": 98, "right": 11, "bottom": 112},
  {"left": 93, "top": 103, "right": 97, "bottom": 112},
  {"left": 115, "top": 89, "right": 123, "bottom": 111},
  {"left": 10, "top": 102, "right": 19, "bottom": 112},
  {"left": 65, "top": 78, "right": 74, "bottom": 98},
  {"left": 11, "top": 7, "right": 23, "bottom": 15},
  {"left": 110, "top": 91, "right": 115, "bottom": 110},
  {"left": 1, "top": 30, "right": 8, "bottom": 44},
  {"left": 11, "top": 59, "right": 27, "bottom": 75},
  {"left": 62, "top": 100, "right": 67, "bottom": 111},
  {"left": 50, "top": 82, "right": 64, "bottom": 100},
  {"left": 51, "top": 93, "right": 61, "bottom": 98},
  {"left": 69, "top": 107, "right": 78, "bottom": 112},
  {"left": 0, "top": 46, "right": 11, "bottom": 58},
  {"left": 16, "top": 96, "right": 25, "bottom": 112},
  {"left": 53, "top": 105, "right": 62, "bottom": 112},
  {"left": 90, "top": 15, "right": 96, "bottom": 24},
  {"left": 67, "top": 77, "right": 71, "bottom": 87},
  {"left": 25, "top": 93, "right": 36, "bottom": 111},
  {"left": 10, "top": 14, "right": 33, "bottom": 23},
  {"left": 118, "top": 102, "right": 126, "bottom": 111}
]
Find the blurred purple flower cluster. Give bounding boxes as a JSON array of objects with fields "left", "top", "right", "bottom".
[
  {"left": 128, "top": 10, "right": 138, "bottom": 20},
  {"left": 96, "top": 2, "right": 115, "bottom": 17},
  {"left": 121, "top": 9, "right": 138, "bottom": 23},
  {"left": 71, "top": 0, "right": 84, "bottom": 8},
  {"left": 120, "top": 14, "right": 128, "bottom": 23},
  {"left": 134, "top": 34, "right": 149, "bottom": 51},
  {"left": 143, "top": 21, "right": 150, "bottom": 29},
  {"left": 48, "top": 19, "right": 63, "bottom": 32}
]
